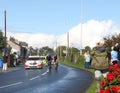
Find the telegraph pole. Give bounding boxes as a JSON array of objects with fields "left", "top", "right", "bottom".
[
  {"left": 3, "top": 10, "right": 8, "bottom": 70},
  {"left": 4, "top": 10, "right": 7, "bottom": 56},
  {"left": 80, "top": 0, "right": 83, "bottom": 55},
  {"left": 66, "top": 32, "right": 69, "bottom": 57}
]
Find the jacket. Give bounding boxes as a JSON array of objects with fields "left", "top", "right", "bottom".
[{"left": 91, "top": 47, "right": 109, "bottom": 70}]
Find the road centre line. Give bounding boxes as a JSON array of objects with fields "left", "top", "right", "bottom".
[
  {"left": 30, "top": 76, "right": 40, "bottom": 80},
  {"left": 0, "top": 82, "right": 23, "bottom": 89},
  {"left": 41, "top": 71, "right": 47, "bottom": 75}
]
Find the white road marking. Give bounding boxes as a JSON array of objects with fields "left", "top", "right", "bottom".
[
  {"left": 30, "top": 76, "right": 40, "bottom": 80},
  {"left": 0, "top": 82, "right": 23, "bottom": 89},
  {"left": 0, "top": 70, "right": 49, "bottom": 89},
  {"left": 41, "top": 71, "right": 48, "bottom": 75}
]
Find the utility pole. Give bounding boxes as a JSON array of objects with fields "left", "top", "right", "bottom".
[
  {"left": 66, "top": 32, "right": 69, "bottom": 57},
  {"left": 4, "top": 10, "right": 7, "bottom": 56},
  {"left": 80, "top": 0, "right": 83, "bottom": 55},
  {"left": 4, "top": 10, "right": 8, "bottom": 70}
]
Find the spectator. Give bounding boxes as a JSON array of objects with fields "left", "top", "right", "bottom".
[
  {"left": 115, "top": 43, "right": 120, "bottom": 61},
  {"left": 110, "top": 46, "right": 119, "bottom": 65},
  {"left": 91, "top": 43, "right": 109, "bottom": 92},
  {"left": 84, "top": 51, "right": 91, "bottom": 69},
  {"left": 2, "top": 54, "right": 8, "bottom": 71},
  {"left": 10, "top": 53, "right": 15, "bottom": 67},
  {"left": 14, "top": 52, "right": 18, "bottom": 65}
]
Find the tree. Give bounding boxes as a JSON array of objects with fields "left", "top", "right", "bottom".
[
  {"left": 84, "top": 46, "right": 91, "bottom": 52},
  {"left": 0, "top": 30, "right": 4, "bottom": 51},
  {"left": 55, "top": 46, "right": 66, "bottom": 57},
  {"left": 39, "top": 46, "right": 54, "bottom": 55},
  {"left": 102, "top": 33, "right": 120, "bottom": 52}
]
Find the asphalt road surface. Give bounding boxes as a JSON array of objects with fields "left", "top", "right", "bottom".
[{"left": 0, "top": 64, "right": 94, "bottom": 93}]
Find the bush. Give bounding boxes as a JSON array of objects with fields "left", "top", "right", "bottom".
[{"left": 99, "top": 63, "right": 120, "bottom": 93}]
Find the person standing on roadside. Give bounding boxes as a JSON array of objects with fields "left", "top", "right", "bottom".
[
  {"left": 2, "top": 54, "right": 8, "bottom": 71},
  {"left": 10, "top": 53, "right": 15, "bottom": 67},
  {"left": 13, "top": 52, "right": 17, "bottom": 67},
  {"left": 110, "top": 46, "right": 119, "bottom": 65},
  {"left": 84, "top": 51, "right": 91, "bottom": 69},
  {"left": 91, "top": 43, "right": 109, "bottom": 92}
]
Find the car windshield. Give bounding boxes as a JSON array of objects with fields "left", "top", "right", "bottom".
[
  {"left": 39, "top": 57, "right": 45, "bottom": 60},
  {"left": 28, "top": 57, "right": 39, "bottom": 60}
]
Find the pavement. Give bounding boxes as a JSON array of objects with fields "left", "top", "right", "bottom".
[{"left": 0, "top": 66, "right": 21, "bottom": 73}]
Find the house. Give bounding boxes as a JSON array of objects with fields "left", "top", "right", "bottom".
[{"left": 8, "top": 36, "right": 28, "bottom": 58}]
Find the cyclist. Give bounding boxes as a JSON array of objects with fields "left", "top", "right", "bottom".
[
  {"left": 46, "top": 53, "right": 53, "bottom": 72},
  {"left": 53, "top": 54, "right": 58, "bottom": 71}
]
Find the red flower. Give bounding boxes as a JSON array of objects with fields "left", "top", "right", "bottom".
[
  {"left": 112, "top": 70, "right": 119, "bottom": 77},
  {"left": 109, "top": 63, "right": 119, "bottom": 72},
  {"left": 116, "top": 68, "right": 120, "bottom": 73},
  {"left": 106, "top": 72, "right": 115, "bottom": 82},
  {"left": 101, "top": 80, "right": 107, "bottom": 87},
  {"left": 114, "top": 63, "right": 119, "bottom": 69},
  {"left": 99, "top": 64, "right": 120, "bottom": 93},
  {"left": 109, "top": 65, "right": 114, "bottom": 72},
  {"left": 110, "top": 86, "right": 120, "bottom": 93},
  {"left": 99, "top": 89, "right": 105, "bottom": 93},
  {"left": 99, "top": 89, "right": 110, "bottom": 93}
]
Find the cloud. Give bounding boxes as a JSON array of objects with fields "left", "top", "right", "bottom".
[
  {"left": 67, "top": 20, "right": 120, "bottom": 48},
  {"left": 6, "top": 20, "right": 120, "bottom": 49}
]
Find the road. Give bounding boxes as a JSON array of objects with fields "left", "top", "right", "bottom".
[{"left": 0, "top": 64, "right": 94, "bottom": 93}]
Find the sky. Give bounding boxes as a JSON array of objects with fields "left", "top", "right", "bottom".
[{"left": 0, "top": 0, "right": 120, "bottom": 49}]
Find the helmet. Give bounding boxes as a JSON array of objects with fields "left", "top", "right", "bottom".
[{"left": 47, "top": 53, "right": 51, "bottom": 57}]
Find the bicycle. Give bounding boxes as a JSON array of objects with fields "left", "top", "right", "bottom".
[
  {"left": 54, "top": 61, "right": 58, "bottom": 71},
  {"left": 47, "top": 61, "right": 52, "bottom": 72}
]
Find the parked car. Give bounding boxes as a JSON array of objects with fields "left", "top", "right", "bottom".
[{"left": 24, "top": 55, "right": 43, "bottom": 69}]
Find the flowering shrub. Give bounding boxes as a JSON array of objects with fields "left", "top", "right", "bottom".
[{"left": 99, "top": 63, "right": 120, "bottom": 93}]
